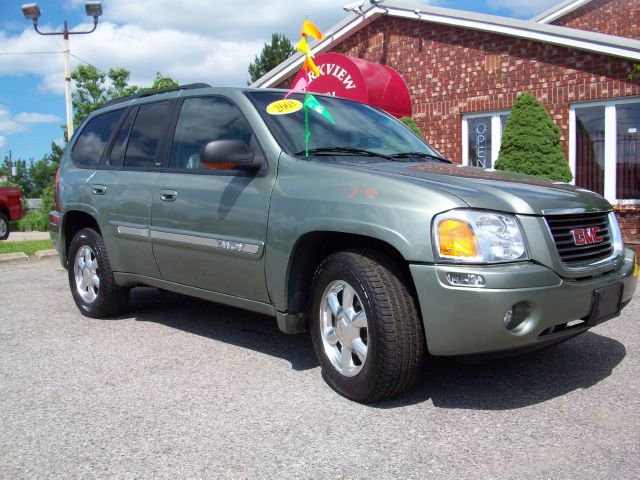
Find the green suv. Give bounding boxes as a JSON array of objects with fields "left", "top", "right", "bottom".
[{"left": 50, "top": 84, "right": 638, "bottom": 402}]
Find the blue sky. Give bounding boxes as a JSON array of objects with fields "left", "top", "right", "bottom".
[{"left": 0, "top": 0, "right": 560, "bottom": 164}]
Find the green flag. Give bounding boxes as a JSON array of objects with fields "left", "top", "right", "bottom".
[
  {"left": 303, "top": 94, "right": 335, "bottom": 124},
  {"left": 303, "top": 93, "right": 335, "bottom": 157}
]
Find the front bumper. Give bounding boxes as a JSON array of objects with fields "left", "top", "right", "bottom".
[{"left": 410, "top": 248, "right": 638, "bottom": 356}]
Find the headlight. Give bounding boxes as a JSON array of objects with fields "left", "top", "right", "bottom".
[{"left": 433, "top": 210, "right": 529, "bottom": 263}]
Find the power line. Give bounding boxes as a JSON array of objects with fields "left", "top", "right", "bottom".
[
  {"left": 0, "top": 51, "right": 62, "bottom": 55},
  {"left": 68, "top": 53, "right": 107, "bottom": 75}
]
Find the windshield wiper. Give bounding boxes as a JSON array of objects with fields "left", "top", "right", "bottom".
[
  {"left": 389, "top": 152, "right": 452, "bottom": 163},
  {"left": 294, "top": 147, "right": 394, "bottom": 160}
]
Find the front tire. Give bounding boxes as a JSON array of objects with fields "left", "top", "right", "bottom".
[
  {"left": 0, "top": 212, "right": 9, "bottom": 240},
  {"left": 67, "top": 228, "right": 129, "bottom": 318},
  {"left": 310, "top": 250, "right": 425, "bottom": 403}
]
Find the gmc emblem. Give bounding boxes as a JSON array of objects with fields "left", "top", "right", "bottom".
[{"left": 571, "top": 226, "right": 604, "bottom": 246}]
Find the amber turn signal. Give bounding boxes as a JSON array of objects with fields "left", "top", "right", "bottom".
[{"left": 438, "top": 219, "right": 479, "bottom": 257}]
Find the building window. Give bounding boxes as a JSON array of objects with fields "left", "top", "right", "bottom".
[
  {"left": 570, "top": 98, "right": 640, "bottom": 203},
  {"left": 462, "top": 111, "right": 510, "bottom": 168}
]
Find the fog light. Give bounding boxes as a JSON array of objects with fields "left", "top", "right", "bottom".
[
  {"left": 503, "top": 302, "right": 531, "bottom": 332},
  {"left": 446, "top": 272, "right": 486, "bottom": 287}
]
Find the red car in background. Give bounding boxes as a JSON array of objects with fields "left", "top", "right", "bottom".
[{"left": 0, "top": 186, "right": 23, "bottom": 240}]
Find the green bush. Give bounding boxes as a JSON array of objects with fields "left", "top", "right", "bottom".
[
  {"left": 41, "top": 184, "right": 56, "bottom": 214},
  {"left": 399, "top": 117, "right": 424, "bottom": 139},
  {"left": 17, "top": 211, "right": 49, "bottom": 232},
  {"left": 495, "top": 93, "right": 572, "bottom": 182}
]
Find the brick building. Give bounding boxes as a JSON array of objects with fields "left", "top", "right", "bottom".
[{"left": 254, "top": 0, "right": 640, "bottom": 250}]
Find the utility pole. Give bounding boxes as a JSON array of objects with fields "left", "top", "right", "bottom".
[
  {"left": 8, "top": 150, "right": 12, "bottom": 181},
  {"left": 21, "top": 2, "right": 103, "bottom": 142}
]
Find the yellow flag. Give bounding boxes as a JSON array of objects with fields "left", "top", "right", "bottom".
[
  {"left": 296, "top": 37, "right": 311, "bottom": 55},
  {"left": 301, "top": 19, "right": 323, "bottom": 40}
]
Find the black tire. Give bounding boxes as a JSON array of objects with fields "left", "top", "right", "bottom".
[
  {"left": 309, "top": 250, "right": 425, "bottom": 403},
  {"left": 67, "top": 227, "right": 129, "bottom": 318},
  {"left": 0, "top": 212, "right": 9, "bottom": 240}
]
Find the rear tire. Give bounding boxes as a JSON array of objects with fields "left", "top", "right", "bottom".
[
  {"left": 309, "top": 250, "right": 425, "bottom": 403},
  {"left": 0, "top": 212, "right": 9, "bottom": 240},
  {"left": 67, "top": 227, "right": 129, "bottom": 318}
]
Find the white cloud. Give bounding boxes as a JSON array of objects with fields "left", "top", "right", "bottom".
[
  {"left": 71, "top": 0, "right": 354, "bottom": 41},
  {"left": 0, "top": 136, "right": 6, "bottom": 149},
  {"left": 15, "top": 112, "right": 62, "bottom": 124},
  {"left": 487, "top": 0, "right": 560, "bottom": 17},
  {"left": 0, "top": 105, "right": 59, "bottom": 137},
  {"left": 2, "top": 1, "right": 441, "bottom": 94},
  {"left": 0, "top": 106, "right": 28, "bottom": 135}
]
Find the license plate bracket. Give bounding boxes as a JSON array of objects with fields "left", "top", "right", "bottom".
[{"left": 586, "top": 283, "right": 623, "bottom": 326}]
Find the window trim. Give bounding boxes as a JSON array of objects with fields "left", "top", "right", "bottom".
[
  {"left": 461, "top": 110, "right": 510, "bottom": 168},
  {"left": 570, "top": 96, "right": 640, "bottom": 205},
  {"left": 119, "top": 99, "right": 176, "bottom": 171}
]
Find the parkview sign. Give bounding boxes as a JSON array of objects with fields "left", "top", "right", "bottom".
[{"left": 291, "top": 52, "right": 412, "bottom": 118}]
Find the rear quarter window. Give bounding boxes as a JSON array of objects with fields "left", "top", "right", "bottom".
[{"left": 71, "top": 109, "right": 125, "bottom": 168}]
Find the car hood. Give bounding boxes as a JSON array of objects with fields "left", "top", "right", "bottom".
[{"left": 360, "top": 162, "right": 611, "bottom": 215}]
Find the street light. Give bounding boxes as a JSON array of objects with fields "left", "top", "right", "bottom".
[{"left": 21, "top": 2, "right": 103, "bottom": 142}]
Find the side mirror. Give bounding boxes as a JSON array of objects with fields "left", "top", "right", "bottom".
[{"left": 199, "top": 139, "right": 260, "bottom": 171}]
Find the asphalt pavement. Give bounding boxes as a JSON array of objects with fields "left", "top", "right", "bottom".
[{"left": 1, "top": 259, "right": 638, "bottom": 478}]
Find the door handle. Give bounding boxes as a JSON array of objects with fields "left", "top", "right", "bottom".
[
  {"left": 92, "top": 185, "right": 107, "bottom": 195},
  {"left": 160, "top": 189, "right": 178, "bottom": 202}
]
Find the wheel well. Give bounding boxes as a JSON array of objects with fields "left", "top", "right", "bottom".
[
  {"left": 285, "top": 232, "right": 413, "bottom": 315},
  {"left": 0, "top": 205, "right": 9, "bottom": 218},
  {"left": 63, "top": 211, "right": 100, "bottom": 264}
]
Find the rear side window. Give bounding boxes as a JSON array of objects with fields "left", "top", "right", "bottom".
[
  {"left": 124, "top": 101, "right": 172, "bottom": 168},
  {"left": 72, "top": 109, "right": 125, "bottom": 167},
  {"left": 107, "top": 108, "right": 137, "bottom": 168},
  {"left": 169, "top": 96, "right": 255, "bottom": 170}
]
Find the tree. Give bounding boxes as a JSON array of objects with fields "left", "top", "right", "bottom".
[
  {"left": 26, "top": 142, "right": 61, "bottom": 198},
  {"left": 630, "top": 64, "right": 640, "bottom": 81},
  {"left": 399, "top": 117, "right": 424, "bottom": 138},
  {"left": 71, "top": 66, "right": 178, "bottom": 128},
  {"left": 144, "top": 72, "right": 180, "bottom": 92},
  {"left": 248, "top": 33, "right": 295, "bottom": 83},
  {"left": 1, "top": 157, "right": 31, "bottom": 196},
  {"left": 495, "top": 93, "right": 572, "bottom": 182}
]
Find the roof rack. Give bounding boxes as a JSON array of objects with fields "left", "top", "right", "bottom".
[{"left": 102, "top": 83, "right": 211, "bottom": 108}]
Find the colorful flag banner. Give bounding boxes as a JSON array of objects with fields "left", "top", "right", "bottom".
[
  {"left": 296, "top": 37, "right": 311, "bottom": 55},
  {"left": 303, "top": 93, "right": 335, "bottom": 157},
  {"left": 301, "top": 19, "right": 323, "bottom": 40},
  {"left": 284, "top": 76, "right": 309, "bottom": 99},
  {"left": 302, "top": 56, "right": 320, "bottom": 76},
  {"left": 286, "top": 19, "right": 335, "bottom": 156},
  {"left": 304, "top": 94, "right": 335, "bottom": 124}
]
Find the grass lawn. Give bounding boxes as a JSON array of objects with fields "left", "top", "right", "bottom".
[{"left": 0, "top": 240, "right": 54, "bottom": 257}]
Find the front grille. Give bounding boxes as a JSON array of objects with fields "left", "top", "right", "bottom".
[{"left": 545, "top": 212, "right": 614, "bottom": 266}]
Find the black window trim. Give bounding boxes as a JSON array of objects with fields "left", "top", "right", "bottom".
[
  {"left": 120, "top": 99, "right": 177, "bottom": 172},
  {"left": 98, "top": 105, "right": 138, "bottom": 170}
]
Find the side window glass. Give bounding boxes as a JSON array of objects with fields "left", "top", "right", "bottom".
[
  {"left": 124, "top": 101, "right": 172, "bottom": 168},
  {"left": 107, "top": 107, "right": 137, "bottom": 168},
  {"left": 72, "top": 109, "right": 125, "bottom": 168},
  {"left": 169, "top": 96, "right": 256, "bottom": 170}
]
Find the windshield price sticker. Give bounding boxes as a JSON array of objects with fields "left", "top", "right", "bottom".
[{"left": 267, "top": 99, "right": 303, "bottom": 115}]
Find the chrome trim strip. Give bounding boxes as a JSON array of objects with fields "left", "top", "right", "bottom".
[
  {"left": 115, "top": 225, "right": 150, "bottom": 239},
  {"left": 541, "top": 207, "right": 610, "bottom": 216},
  {"left": 150, "top": 230, "right": 261, "bottom": 256}
]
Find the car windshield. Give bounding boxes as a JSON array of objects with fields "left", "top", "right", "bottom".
[{"left": 246, "top": 91, "right": 445, "bottom": 161}]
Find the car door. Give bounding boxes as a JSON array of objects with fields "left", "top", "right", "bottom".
[
  {"left": 150, "top": 95, "right": 275, "bottom": 302},
  {"left": 85, "top": 100, "right": 173, "bottom": 278}
]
